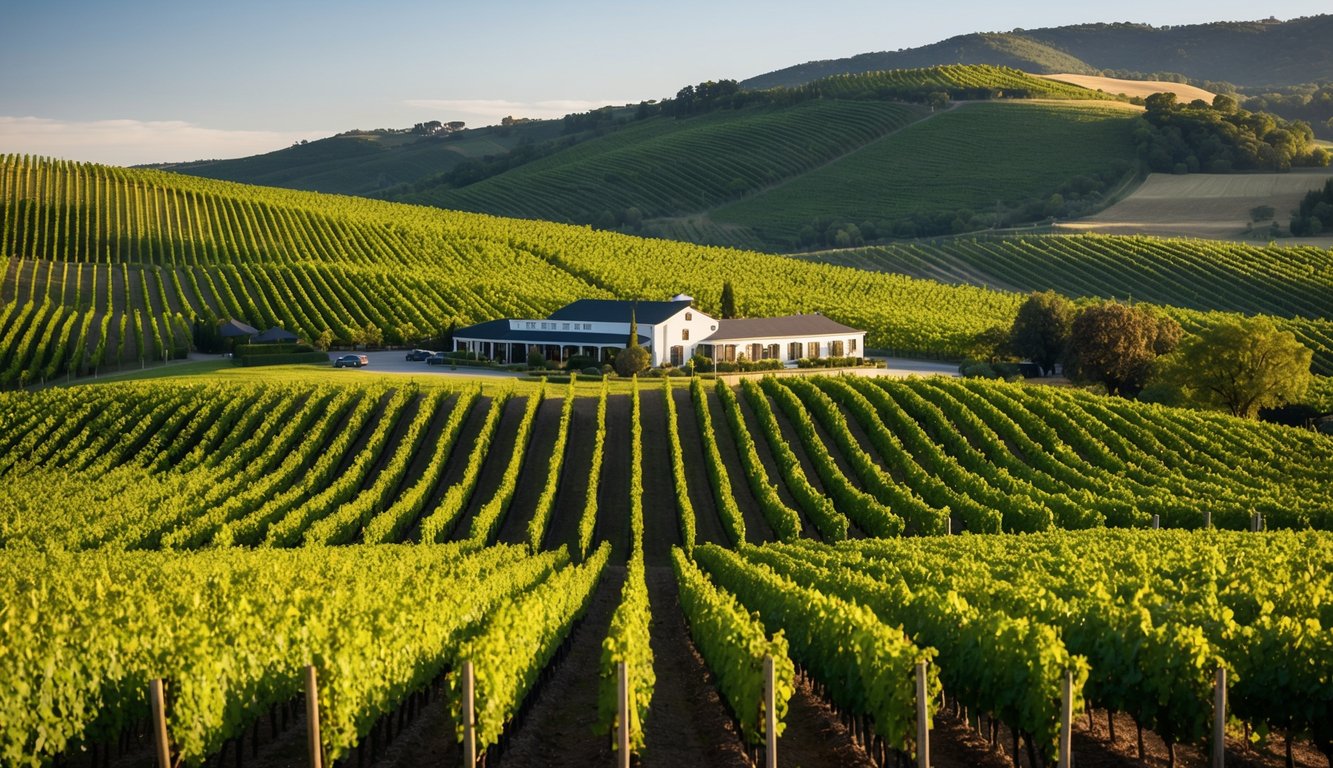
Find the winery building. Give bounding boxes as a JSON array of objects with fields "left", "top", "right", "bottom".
[{"left": 451, "top": 296, "right": 866, "bottom": 367}]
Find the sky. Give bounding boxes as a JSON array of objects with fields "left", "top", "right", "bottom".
[{"left": 2, "top": 0, "right": 1328, "bottom": 166}]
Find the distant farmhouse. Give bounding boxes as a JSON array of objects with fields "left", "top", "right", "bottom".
[{"left": 452, "top": 296, "right": 865, "bottom": 367}]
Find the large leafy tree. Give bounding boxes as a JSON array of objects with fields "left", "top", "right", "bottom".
[
  {"left": 1153, "top": 317, "right": 1313, "bottom": 418},
  {"left": 1009, "top": 290, "right": 1075, "bottom": 375},
  {"left": 1065, "top": 302, "right": 1181, "bottom": 396}
]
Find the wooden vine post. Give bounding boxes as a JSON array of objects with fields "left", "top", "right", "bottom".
[
  {"left": 149, "top": 678, "right": 170, "bottom": 768},
  {"left": 1059, "top": 670, "right": 1073, "bottom": 768},
  {"left": 764, "top": 655, "right": 777, "bottom": 768},
  {"left": 462, "top": 660, "right": 477, "bottom": 768},
  {"left": 1204, "top": 510, "right": 1212, "bottom": 529},
  {"left": 1152, "top": 514, "right": 1160, "bottom": 529},
  {"left": 915, "top": 660, "right": 931, "bottom": 768},
  {"left": 305, "top": 665, "right": 323, "bottom": 768},
  {"left": 617, "top": 660, "right": 630, "bottom": 768},
  {"left": 1213, "top": 667, "right": 1226, "bottom": 768}
]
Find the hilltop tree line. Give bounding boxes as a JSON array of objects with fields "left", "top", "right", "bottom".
[
  {"left": 1134, "top": 92, "right": 1329, "bottom": 173},
  {"left": 1289, "top": 178, "right": 1333, "bottom": 236},
  {"left": 979, "top": 291, "right": 1315, "bottom": 421}
]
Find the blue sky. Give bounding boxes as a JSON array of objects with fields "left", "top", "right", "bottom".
[{"left": 2, "top": 0, "right": 1328, "bottom": 165}]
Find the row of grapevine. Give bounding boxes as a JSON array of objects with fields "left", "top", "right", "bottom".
[
  {"left": 787, "top": 530, "right": 1333, "bottom": 764},
  {"left": 0, "top": 544, "right": 566, "bottom": 766},
  {"left": 692, "top": 544, "right": 938, "bottom": 757},
  {"left": 598, "top": 378, "right": 654, "bottom": 755},
  {"left": 662, "top": 379, "right": 697, "bottom": 552},
  {"left": 671, "top": 548, "right": 794, "bottom": 745},
  {"left": 527, "top": 378, "right": 578, "bottom": 549},
  {"left": 576, "top": 379, "right": 609, "bottom": 558},
  {"left": 690, "top": 377, "right": 746, "bottom": 544},
  {"left": 469, "top": 388, "right": 544, "bottom": 544},
  {"left": 713, "top": 379, "right": 803, "bottom": 540},
  {"left": 451, "top": 542, "right": 611, "bottom": 755}
]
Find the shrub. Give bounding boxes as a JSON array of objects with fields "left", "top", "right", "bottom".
[{"left": 527, "top": 350, "right": 547, "bottom": 368}]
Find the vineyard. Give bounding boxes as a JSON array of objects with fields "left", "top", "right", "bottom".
[
  {"left": 3, "top": 151, "right": 1333, "bottom": 767},
  {"left": 2, "top": 372, "right": 1331, "bottom": 766},
  {"left": 709, "top": 101, "right": 1140, "bottom": 246},
  {"left": 793, "top": 65, "right": 1113, "bottom": 101},
  {"left": 4, "top": 154, "right": 1330, "bottom": 383},
  {"left": 406, "top": 100, "right": 926, "bottom": 224}
]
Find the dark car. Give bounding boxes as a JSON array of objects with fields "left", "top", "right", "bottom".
[
  {"left": 425, "top": 352, "right": 449, "bottom": 366},
  {"left": 334, "top": 354, "right": 369, "bottom": 368},
  {"left": 405, "top": 349, "right": 436, "bottom": 361}
]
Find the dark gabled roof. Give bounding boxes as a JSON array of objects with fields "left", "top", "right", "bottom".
[
  {"left": 454, "top": 319, "right": 648, "bottom": 346},
  {"left": 702, "top": 314, "right": 863, "bottom": 342},
  {"left": 254, "top": 327, "right": 298, "bottom": 343},
  {"left": 218, "top": 318, "right": 259, "bottom": 337},
  {"left": 547, "top": 299, "right": 692, "bottom": 325}
]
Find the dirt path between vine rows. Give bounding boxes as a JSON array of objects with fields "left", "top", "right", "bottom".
[
  {"left": 496, "top": 396, "right": 565, "bottom": 546},
  {"left": 638, "top": 388, "right": 681, "bottom": 566},
  {"left": 542, "top": 395, "right": 597, "bottom": 555}
]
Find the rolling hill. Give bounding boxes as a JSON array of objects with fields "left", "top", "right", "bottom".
[
  {"left": 159, "top": 66, "right": 1142, "bottom": 252},
  {"left": 743, "top": 15, "right": 1333, "bottom": 90},
  {"left": 3, "top": 154, "right": 1332, "bottom": 386}
]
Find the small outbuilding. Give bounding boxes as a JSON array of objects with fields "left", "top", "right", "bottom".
[
  {"left": 253, "top": 327, "right": 299, "bottom": 344},
  {"left": 218, "top": 319, "right": 259, "bottom": 339}
]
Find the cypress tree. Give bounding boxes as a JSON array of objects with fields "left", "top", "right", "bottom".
[{"left": 720, "top": 281, "right": 736, "bottom": 319}]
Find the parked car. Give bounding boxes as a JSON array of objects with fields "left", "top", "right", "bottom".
[
  {"left": 334, "top": 354, "right": 369, "bottom": 368},
  {"left": 425, "top": 352, "right": 449, "bottom": 366},
  {"left": 405, "top": 349, "right": 436, "bottom": 361}
]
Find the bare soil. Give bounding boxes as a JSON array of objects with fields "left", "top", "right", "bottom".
[
  {"left": 733, "top": 386, "right": 815, "bottom": 537},
  {"left": 495, "top": 397, "right": 566, "bottom": 546},
  {"left": 1037, "top": 74, "right": 1217, "bottom": 102},
  {"left": 638, "top": 388, "right": 683, "bottom": 566},
  {"left": 449, "top": 396, "right": 528, "bottom": 542},
  {"left": 1062, "top": 168, "right": 1333, "bottom": 246},
  {"left": 596, "top": 394, "right": 632, "bottom": 562},
  {"left": 404, "top": 394, "right": 491, "bottom": 542},
  {"left": 542, "top": 395, "right": 598, "bottom": 554},
  {"left": 703, "top": 388, "right": 775, "bottom": 545},
  {"left": 669, "top": 387, "right": 731, "bottom": 547}
]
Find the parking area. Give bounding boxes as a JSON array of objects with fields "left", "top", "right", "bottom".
[{"left": 327, "top": 350, "right": 526, "bottom": 378}]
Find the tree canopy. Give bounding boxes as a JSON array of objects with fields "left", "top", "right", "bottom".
[
  {"left": 1009, "top": 290, "right": 1075, "bottom": 375},
  {"left": 614, "top": 310, "right": 650, "bottom": 376},
  {"left": 1152, "top": 317, "right": 1313, "bottom": 418},
  {"left": 1134, "top": 92, "right": 1327, "bottom": 173},
  {"left": 1065, "top": 302, "right": 1181, "bottom": 396}
]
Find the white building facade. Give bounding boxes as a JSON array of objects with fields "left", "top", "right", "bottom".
[{"left": 452, "top": 297, "right": 866, "bottom": 367}]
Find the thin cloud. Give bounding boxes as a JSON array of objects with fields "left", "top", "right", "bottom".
[
  {"left": 0, "top": 116, "right": 329, "bottom": 167},
  {"left": 403, "top": 98, "right": 632, "bottom": 122}
]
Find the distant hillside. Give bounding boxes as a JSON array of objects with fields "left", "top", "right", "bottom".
[
  {"left": 154, "top": 119, "right": 573, "bottom": 196},
  {"left": 743, "top": 16, "right": 1333, "bottom": 90}
]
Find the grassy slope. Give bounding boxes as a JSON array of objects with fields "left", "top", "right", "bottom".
[
  {"left": 398, "top": 101, "right": 928, "bottom": 222},
  {"left": 710, "top": 101, "right": 1140, "bottom": 243},
  {"left": 158, "top": 120, "right": 568, "bottom": 197}
]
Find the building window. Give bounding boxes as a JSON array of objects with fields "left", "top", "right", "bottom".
[
  {"left": 849, "top": 338, "right": 858, "bottom": 354},
  {"left": 788, "top": 342, "right": 801, "bottom": 361},
  {"left": 765, "top": 344, "right": 779, "bottom": 359},
  {"left": 685, "top": 312, "right": 693, "bottom": 321},
  {"left": 584, "top": 323, "right": 592, "bottom": 330},
  {"left": 670, "top": 345, "right": 684, "bottom": 366},
  {"left": 808, "top": 341, "right": 820, "bottom": 359},
  {"left": 748, "top": 343, "right": 763, "bottom": 361},
  {"left": 831, "top": 340, "right": 845, "bottom": 357},
  {"left": 681, "top": 328, "right": 689, "bottom": 340},
  {"left": 563, "top": 323, "right": 570, "bottom": 330},
  {"left": 526, "top": 322, "right": 536, "bottom": 329}
]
